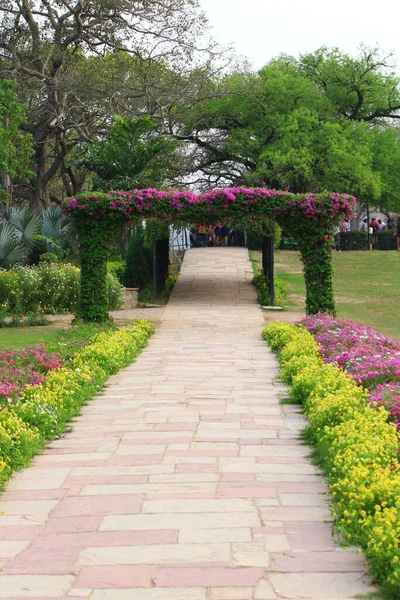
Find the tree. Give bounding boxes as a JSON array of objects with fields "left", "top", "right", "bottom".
[
  {"left": 0, "top": 0, "right": 214, "bottom": 208},
  {"left": 0, "top": 80, "right": 33, "bottom": 202},
  {"left": 173, "top": 48, "right": 400, "bottom": 210},
  {"left": 73, "top": 115, "right": 180, "bottom": 191}
]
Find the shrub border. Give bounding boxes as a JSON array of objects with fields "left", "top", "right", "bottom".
[
  {"left": 262, "top": 322, "right": 400, "bottom": 596},
  {"left": 0, "top": 319, "right": 154, "bottom": 491}
]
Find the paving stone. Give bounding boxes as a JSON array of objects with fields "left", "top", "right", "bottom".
[
  {"left": 91, "top": 590, "right": 207, "bottom": 600},
  {"left": 79, "top": 543, "right": 230, "bottom": 566},
  {"left": 269, "top": 572, "right": 376, "bottom": 598},
  {"left": 0, "top": 574, "right": 74, "bottom": 597},
  {"left": 155, "top": 567, "right": 263, "bottom": 587},
  {"left": 74, "top": 566, "right": 153, "bottom": 588},
  {"left": 142, "top": 499, "right": 255, "bottom": 513},
  {"left": 100, "top": 512, "right": 260, "bottom": 531},
  {"left": 179, "top": 528, "right": 252, "bottom": 543}
]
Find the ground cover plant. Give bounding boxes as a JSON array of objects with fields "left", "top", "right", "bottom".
[
  {"left": 263, "top": 322, "right": 400, "bottom": 596},
  {"left": 0, "top": 320, "right": 154, "bottom": 491},
  {"left": 300, "top": 314, "right": 400, "bottom": 429}
]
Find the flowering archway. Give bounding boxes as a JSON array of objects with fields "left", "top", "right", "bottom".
[{"left": 63, "top": 187, "right": 355, "bottom": 322}]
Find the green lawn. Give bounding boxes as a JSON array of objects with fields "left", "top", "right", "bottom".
[
  {"left": 0, "top": 326, "right": 65, "bottom": 349},
  {"left": 252, "top": 250, "right": 400, "bottom": 339}
]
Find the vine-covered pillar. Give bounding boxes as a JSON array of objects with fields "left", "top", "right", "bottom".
[
  {"left": 74, "top": 217, "right": 118, "bottom": 322},
  {"left": 299, "top": 239, "right": 336, "bottom": 315}
]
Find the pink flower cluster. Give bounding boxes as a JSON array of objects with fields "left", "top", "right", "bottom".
[
  {"left": 300, "top": 314, "right": 400, "bottom": 428},
  {"left": 0, "top": 345, "right": 62, "bottom": 408},
  {"left": 63, "top": 188, "right": 355, "bottom": 227}
]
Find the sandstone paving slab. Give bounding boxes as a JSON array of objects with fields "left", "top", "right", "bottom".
[{"left": 0, "top": 248, "right": 377, "bottom": 600}]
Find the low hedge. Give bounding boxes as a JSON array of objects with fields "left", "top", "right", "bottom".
[
  {"left": 0, "top": 319, "right": 154, "bottom": 490},
  {"left": 339, "top": 230, "right": 397, "bottom": 251},
  {"left": 262, "top": 322, "right": 400, "bottom": 596},
  {"left": 0, "top": 263, "right": 124, "bottom": 315}
]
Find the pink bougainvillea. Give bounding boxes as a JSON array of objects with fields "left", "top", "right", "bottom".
[{"left": 63, "top": 187, "right": 355, "bottom": 228}]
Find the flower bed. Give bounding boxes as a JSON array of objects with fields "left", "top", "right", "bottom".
[
  {"left": 0, "top": 345, "right": 62, "bottom": 405},
  {"left": 300, "top": 314, "right": 400, "bottom": 428},
  {"left": 263, "top": 322, "right": 400, "bottom": 596},
  {"left": 0, "top": 320, "right": 154, "bottom": 490}
]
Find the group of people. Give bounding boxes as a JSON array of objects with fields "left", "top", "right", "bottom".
[
  {"left": 197, "top": 224, "right": 243, "bottom": 247},
  {"left": 332, "top": 216, "right": 400, "bottom": 251},
  {"left": 360, "top": 218, "right": 391, "bottom": 233}
]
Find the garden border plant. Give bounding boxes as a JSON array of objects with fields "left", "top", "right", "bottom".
[
  {"left": 0, "top": 319, "right": 154, "bottom": 491},
  {"left": 63, "top": 188, "right": 355, "bottom": 321},
  {"left": 263, "top": 322, "right": 400, "bottom": 596}
]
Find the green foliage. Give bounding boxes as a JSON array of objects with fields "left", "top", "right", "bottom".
[
  {"left": 246, "top": 219, "right": 282, "bottom": 251},
  {"left": 0, "top": 206, "right": 41, "bottom": 268},
  {"left": 0, "top": 205, "right": 74, "bottom": 268},
  {"left": 252, "top": 272, "right": 287, "bottom": 307},
  {"left": 0, "top": 264, "right": 123, "bottom": 315},
  {"left": 107, "top": 261, "right": 126, "bottom": 284},
  {"left": 39, "top": 252, "right": 59, "bottom": 264},
  {"left": 180, "top": 47, "right": 400, "bottom": 212},
  {"left": 0, "top": 80, "right": 34, "bottom": 202},
  {"left": 40, "top": 207, "right": 72, "bottom": 247},
  {"left": 29, "top": 235, "right": 64, "bottom": 264},
  {"left": 143, "top": 219, "right": 170, "bottom": 247},
  {"left": 123, "top": 223, "right": 153, "bottom": 289},
  {"left": 72, "top": 116, "right": 179, "bottom": 191}
]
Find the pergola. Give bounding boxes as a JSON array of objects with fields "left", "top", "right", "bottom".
[{"left": 63, "top": 187, "right": 355, "bottom": 322}]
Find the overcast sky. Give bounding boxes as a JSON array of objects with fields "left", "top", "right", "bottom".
[{"left": 200, "top": 0, "right": 400, "bottom": 71}]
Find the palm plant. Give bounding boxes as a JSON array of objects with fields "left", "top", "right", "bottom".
[
  {"left": 0, "top": 206, "right": 41, "bottom": 268},
  {"left": 0, "top": 220, "right": 27, "bottom": 268},
  {"left": 40, "top": 207, "right": 72, "bottom": 247}
]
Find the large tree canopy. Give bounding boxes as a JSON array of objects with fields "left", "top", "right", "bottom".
[
  {"left": 0, "top": 0, "right": 216, "bottom": 209},
  {"left": 174, "top": 47, "right": 400, "bottom": 212}
]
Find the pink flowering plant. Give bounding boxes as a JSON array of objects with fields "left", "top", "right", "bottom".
[
  {"left": 0, "top": 345, "right": 62, "bottom": 408},
  {"left": 300, "top": 314, "right": 400, "bottom": 429},
  {"left": 63, "top": 188, "right": 355, "bottom": 321}
]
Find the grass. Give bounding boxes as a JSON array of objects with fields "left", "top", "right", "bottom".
[
  {"left": 251, "top": 250, "right": 400, "bottom": 339},
  {"left": 0, "top": 327, "right": 65, "bottom": 350}
]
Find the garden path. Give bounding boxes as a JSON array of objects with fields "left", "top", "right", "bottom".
[{"left": 0, "top": 248, "right": 377, "bottom": 600}]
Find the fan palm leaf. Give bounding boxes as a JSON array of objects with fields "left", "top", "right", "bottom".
[{"left": 0, "top": 221, "right": 27, "bottom": 268}]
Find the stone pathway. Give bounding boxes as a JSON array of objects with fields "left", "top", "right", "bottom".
[{"left": 0, "top": 248, "right": 376, "bottom": 600}]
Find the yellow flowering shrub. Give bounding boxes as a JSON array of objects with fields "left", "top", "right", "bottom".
[
  {"left": 0, "top": 407, "right": 42, "bottom": 487},
  {"left": 0, "top": 319, "right": 154, "bottom": 491},
  {"left": 263, "top": 322, "right": 400, "bottom": 596}
]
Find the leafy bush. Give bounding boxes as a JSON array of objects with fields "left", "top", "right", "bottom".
[
  {"left": 0, "top": 264, "right": 124, "bottom": 315},
  {"left": 0, "top": 320, "right": 154, "bottom": 490},
  {"left": 107, "top": 260, "right": 125, "bottom": 284},
  {"left": 263, "top": 322, "right": 400, "bottom": 596},
  {"left": 253, "top": 273, "right": 287, "bottom": 307},
  {"left": 29, "top": 234, "right": 64, "bottom": 264}
]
